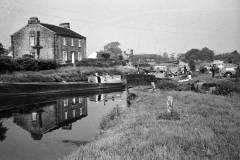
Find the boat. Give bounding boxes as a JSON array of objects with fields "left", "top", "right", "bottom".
[{"left": 0, "top": 75, "right": 126, "bottom": 97}]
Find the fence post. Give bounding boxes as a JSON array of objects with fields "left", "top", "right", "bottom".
[{"left": 167, "top": 96, "right": 173, "bottom": 114}]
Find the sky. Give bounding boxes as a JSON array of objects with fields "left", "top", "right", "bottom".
[{"left": 0, "top": 0, "right": 239, "bottom": 56}]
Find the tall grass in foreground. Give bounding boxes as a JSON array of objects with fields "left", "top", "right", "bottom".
[{"left": 61, "top": 89, "right": 240, "bottom": 160}]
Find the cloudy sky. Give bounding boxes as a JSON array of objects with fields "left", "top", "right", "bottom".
[{"left": 0, "top": 0, "right": 239, "bottom": 55}]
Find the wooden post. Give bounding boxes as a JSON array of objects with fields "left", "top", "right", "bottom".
[
  {"left": 167, "top": 96, "right": 173, "bottom": 114},
  {"left": 151, "top": 82, "right": 156, "bottom": 91}
]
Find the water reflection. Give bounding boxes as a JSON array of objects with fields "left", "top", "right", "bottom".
[
  {"left": 0, "top": 91, "right": 127, "bottom": 160},
  {"left": 0, "top": 121, "right": 7, "bottom": 141},
  {"left": 12, "top": 97, "right": 87, "bottom": 140},
  {"left": 0, "top": 91, "right": 127, "bottom": 142},
  {"left": 89, "top": 92, "right": 123, "bottom": 104}
]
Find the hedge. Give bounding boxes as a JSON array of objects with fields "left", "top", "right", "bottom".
[
  {"left": 0, "top": 56, "right": 58, "bottom": 73},
  {"left": 76, "top": 58, "right": 124, "bottom": 67}
]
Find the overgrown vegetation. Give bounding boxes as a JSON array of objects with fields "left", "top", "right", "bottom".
[
  {"left": 99, "top": 106, "right": 121, "bottom": 130},
  {"left": 62, "top": 88, "right": 240, "bottom": 160},
  {"left": 126, "top": 74, "right": 156, "bottom": 86},
  {"left": 215, "top": 50, "right": 240, "bottom": 64},
  {"left": 192, "top": 73, "right": 240, "bottom": 92},
  {"left": 0, "top": 56, "right": 58, "bottom": 73},
  {"left": 76, "top": 58, "right": 125, "bottom": 67},
  {"left": 0, "top": 66, "right": 137, "bottom": 82}
]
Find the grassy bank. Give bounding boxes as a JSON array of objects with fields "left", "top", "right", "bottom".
[
  {"left": 62, "top": 87, "right": 240, "bottom": 160},
  {"left": 0, "top": 66, "right": 137, "bottom": 82}
]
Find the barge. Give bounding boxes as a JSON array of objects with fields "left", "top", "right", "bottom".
[{"left": 0, "top": 75, "right": 126, "bottom": 97}]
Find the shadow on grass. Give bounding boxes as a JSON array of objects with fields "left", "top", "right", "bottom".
[
  {"left": 156, "top": 111, "right": 180, "bottom": 121},
  {"left": 62, "top": 140, "right": 88, "bottom": 146},
  {"left": 127, "top": 92, "right": 137, "bottom": 107}
]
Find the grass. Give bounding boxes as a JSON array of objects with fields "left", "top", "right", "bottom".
[
  {"left": 61, "top": 87, "right": 240, "bottom": 160},
  {"left": 0, "top": 66, "right": 137, "bottom": 82}
]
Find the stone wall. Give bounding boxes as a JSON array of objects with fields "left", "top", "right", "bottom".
[{"left": 12, "top": 23, "right": 55, "bottom": 60}]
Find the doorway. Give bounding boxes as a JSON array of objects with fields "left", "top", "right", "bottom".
[{"left": 71, "top": 52, "right": 75, "bottom": 64}]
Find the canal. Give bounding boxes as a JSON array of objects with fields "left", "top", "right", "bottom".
[{"left": 0, "top": 90, "right": 127, "bottom": 160}]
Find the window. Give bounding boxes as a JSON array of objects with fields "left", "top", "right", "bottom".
[
  {"left": 79, "top": 108, "right": 82, "bottom": 116},
  {"left": 63, "top": 51, "right": 67, "bottom": 62},
  {"left": 32, "top": 112, "right": 37, "bottom": 121},
  {"left": 71, "top": 38, "right": 74, "bottom": 46},
  {"left": 65, "top": 111, "right": 68, "bottom": 119},
  {"left": 63, "top": 37, "right": 66, "bottom": 45},
  {"left": 72, "top": 110, "right": 76, "bottom": 118},
  {"left": 30, "top": 52, "right": 36, "bottom": 58},
  {"left": 78, "top": 39, "right": 81, "bottom": 47},
  {"left": 63, "top": 98, "right": 68, "bottom": 107},
  {"left": 30, "top": 36, "right": 35, "bottom": 46},
  {"left": 72, "top": 98, "right": 76, "bottom": 104},
  {"left": 78, "top": 97, "right": 82, "bottom": 103},
  {"left": 78, "top": 52, "right": 82, "bottom": 61}
]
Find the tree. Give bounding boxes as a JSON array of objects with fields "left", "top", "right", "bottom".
[
  {"left": 181, "top": 47, "right": 215, "bottom": 62},
  {"left": 101, "top": 53, "right": 110, "bottom": 60},
  {"left": 215, "top": 50, "right": 240, "bottom": 64},
  {"left": 98, "top": 41, "right": 123, "bottom": 60},
  {"left": 188, "top": 60, "right": 196, "bottom": 71},
  {"left": 163, "top": 52, "right": 169, "bottom": 61},
  {"left": 0, "top": 43, "right": 5, "bottom": 56},
  {"left": 104, "top": 42, "right": 122, "bottom": 59}
]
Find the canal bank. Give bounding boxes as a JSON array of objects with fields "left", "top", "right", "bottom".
[
  {"left": 62, "top": 87, "right": 240, "bottom": 160},
  {"left": 0, "top": 91, "right": 127, "bottom": 160},
  {"left": 0, "top": 66, "right": 137, "bottom": 82}
]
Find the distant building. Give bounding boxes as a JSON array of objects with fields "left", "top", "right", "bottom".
[
  {"left": 11, "top": 17, "right": 86, "bottom": 64},
  {"left": 212, "top": 60, "right": 224, "bottom": 69},
  {"left": 178, "top": 60, "right": 190, "bottom": 70}
]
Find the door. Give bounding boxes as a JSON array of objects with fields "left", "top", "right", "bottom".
[{"left": 71, "top": 52, "right": 75, "bottom": 64}]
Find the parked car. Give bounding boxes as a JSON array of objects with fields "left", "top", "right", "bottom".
[{"left": 220, "top": 64, "right": 237, "bottom": 78}]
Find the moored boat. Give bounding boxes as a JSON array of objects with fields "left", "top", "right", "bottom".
[{"left": 0, "top": 75, "right": 126, "bottom": 97}]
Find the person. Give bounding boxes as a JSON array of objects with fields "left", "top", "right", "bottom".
[
  {"left": 187, "top": 71, "right": 192, "bottom": 80},
  {"left": 236, "top": 64, "right": 240, "bottom": 78},
  {"left": 183, "top": 65, "right": 187, "bottom": 75},
  {"left": 210, "top": 64, "right": 216, "bottom": 78}
]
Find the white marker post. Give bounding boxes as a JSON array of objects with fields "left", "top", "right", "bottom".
[
  {"left": 167, "top": 96, "right": 173, "bottom": 114},
  {"left": 151, "top": 82, "right": 156, "bottom": 91}
]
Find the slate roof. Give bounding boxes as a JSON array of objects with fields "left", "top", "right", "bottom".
[{"left": 40, "top": 23, "right": 86, "bottom": 39}]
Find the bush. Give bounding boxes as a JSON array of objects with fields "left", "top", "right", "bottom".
[
  {"left": 126, "top": 74, "right": 156, "bottom": 86},
  {"left": 99, "top": 106, "right": 121, "bottom": 130},
  {"left": 38, "top": 59, "right": 58, "bottom": 70},
  {"left": 16, "top": 57, "right": 39, "bottom": 71},
  {"left": 155, "top": 79, "right": 178, "bottom": 90},
  {"left": 0, "top": 56, "right": 59, "bottom": 73},
  {"left": 0, "top": 56, "right": 15, "bottom": 73},
  {"left": 199, "top": 66, "right": 208, "bottom": 73},
  {"left": 76, "top": 58, "right": 122, "bottom": 67}
]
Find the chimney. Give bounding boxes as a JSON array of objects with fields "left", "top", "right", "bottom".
[
  {"left": 59, "top": 23, "right": 70, "bottom": 29},
  {"left": 28, "top": 17, "right": 40, "bottom": 24}
]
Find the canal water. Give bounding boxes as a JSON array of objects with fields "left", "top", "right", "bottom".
[{"left": 0, "top": 91, "right": 127, "bottom": 160}]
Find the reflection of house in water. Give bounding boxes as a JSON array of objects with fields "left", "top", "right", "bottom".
[{"left": 13, "top": 97, "right": 87, "bottom": 140}]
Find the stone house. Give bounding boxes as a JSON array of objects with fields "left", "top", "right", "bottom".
[{"left": 11, "top": 17, "right": 86, "bottom": 64}]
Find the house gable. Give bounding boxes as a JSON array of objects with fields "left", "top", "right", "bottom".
[{"left": 12, "top": 23, "right": 55, "bottom": 59}]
